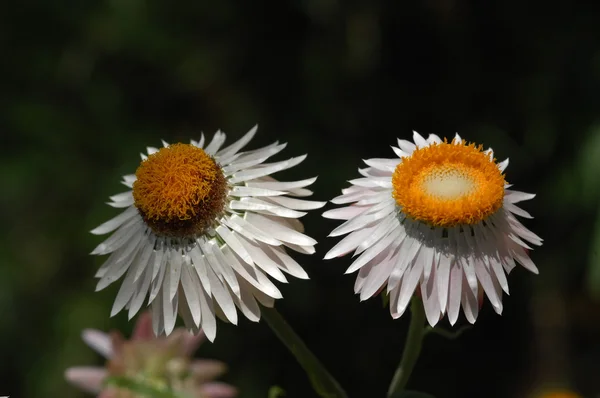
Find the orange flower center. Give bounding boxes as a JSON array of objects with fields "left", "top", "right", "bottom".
[
  {"left": 132, "top": 144, "right": 227, "bottom": 237},
  {"left": 392, "top": 139, "right": 505, "bottom": 228}
]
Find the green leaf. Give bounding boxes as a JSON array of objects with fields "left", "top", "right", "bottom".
[
  {"left": 268, "top": 385, "right": 286, "bottom": 398},
  {"left": 104, "top": 376, "right": 190, "bottom": 398},
  {"left": 389, "top": 391, "right": 436, "bottom": 398}
]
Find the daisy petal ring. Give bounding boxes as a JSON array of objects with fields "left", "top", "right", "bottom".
[
  {"left": 323, "top": 131, "right": 542, "bottom": 326},
  {"left": 91, "top": 126, "right": 325, "bottom": 341}
]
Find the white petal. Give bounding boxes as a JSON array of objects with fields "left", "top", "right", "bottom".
[
  {"left": 230, "top": 186, "right": 286, "bottom": 197},
  {"left": 204, "top": 130, "right": 227, "bottom": 155},
  {"left": 322, "top": 205, "right": 369, "bottom": 220},
  {"left": 180, "top": 262, "right": 202, "bottom": 327},
  {"left": 447, "top": 262, "right": 462, "bottom": 325},
  {"left": 228, "top": 155, "right": 307, "bottom": 184},
  {"left": 436, "top": 252, "right": 452, "bottom": 312},
  {"left": 205, "top": 265, "right": 238, "bottom": 324},
  {"left": 264, "top": 196, "right": 327, "bottom": 210},
  {"left": 90, "top": 207, "right": 138, "bottom": 235},
  {"left": 504, "top": 189, "right": 535, "bottom": 204},
  {"left": 412, "top": 131, "right": 428, "bottom": 148},
  {"left": 498, "top": 158, "right": 509, "bottom": 172},
  {"left": 245, "top": 213, "right": 317, "bottom": 246},
  {"left": 216, "top": 125, "right": 258, "bottom": 160},
  {"left": 216, "top": 225, "right": 253, "bottom": 265},
  {"left": 397, "top": 139, "right": 416, "bottom": 154},
  {"left": 198, "top": 287, "right": 217, "bottom": 342},
  {"left": 363, "top": 158, "right": 399, "bottom": 172}
]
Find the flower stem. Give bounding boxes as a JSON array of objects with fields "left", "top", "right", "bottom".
[
  {"left": 387, "top": 297, "right": 427, "bottom": 397},
  {"left": 261, "top": 305, "right": 348, "bottom": 398}
]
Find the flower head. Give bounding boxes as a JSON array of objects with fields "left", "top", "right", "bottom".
[
  {"left": 65, "top": 312, "right": 237, "bottom": 398},
  {"left": 323, "top": 131, "right": 542, "bottom": 326},
  {"left": 91, "top": 126, "right": 325, "bottom": 340}
]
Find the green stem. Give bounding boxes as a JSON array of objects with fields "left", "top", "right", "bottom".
[
  {"left": 387, "top": 297, "right": 427, "bottom": 397},
  {"left": 261, "top": 305, "right": 348, "bottom": 398}
]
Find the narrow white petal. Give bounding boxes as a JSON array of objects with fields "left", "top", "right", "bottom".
[
  {"left": 359, "top": 249, "right": 397, "bottom": 300},
  {"left": 498, "top": 158, "right": 509, "bottom": 172},
  {"left": 460, "top": 277, "right": 478, "bottom": 324},
  {"left": 245, "top": 213, "right": 317, "bottom": 246},
  {"left": 322, "top": 205, "right": 369, "bottom": 220},
  {"left": 264, "top": 196, "right": 327, "bottom": 210},
  {"left": 391, "top": 146, "right": 410, "bottom": 158},
  {"left": 412, "top": 131, "right": 428, "bottom": 148},
  {"left": 267, "top": 245, "right": 310, "bottom": 279},
  {"left": 328, "top": 201, "right": 396, "bottom": 237},
  {"left": 504, "top": 189, "right": 535, "bottom": 204},
  {"left": 216, "top": 225, "right": 253, "bottom": 265},
  {"left": 203, "top": 241, "right": 240, "bottom": 297},
  {"left": 363, "top": 158, "right": 399, "bottom": 172},
  {"left": 397, "top": 139, "right": 416, "bottom": 154},
  {"left": 324, "top": 223, "right": 378, "bottom": 260},
  {"left": 230, "top": 186, "right": 286, "bottom": 197},
  {"left": 162, "top": 280, "right": 178, "bottom": 336},
  {"left": 216, "top": 125, "right": 258, "bottom": 160},
  {"left": 189, "top": 246, "right": 212, "bottom": 296},
  {"left": 504, "top": 202, "right": 533, "bottom": 219},
  {"left": 149, "top": 253, "right": 168, "bottom": 304},
  {"left": 238, "top": 237, "right": 288, "bottom": 282},
  {"left": 169, "top": 249, "right": 183, "bottom": 301},
  {"left": 204, "top": 130, "right": 226, "bottom": 155},
  {"left": 198, "top": 287, "right": 217, "bottom": 342},
  {"left": 128, "top": 260, "right": 153, "bottom": 319},
  {"left": 228, "top": 155, "right": 307, "bottom": 184},
  {"left": 121, "top": 174, "right": 136, "bottom": 188},
  {"left": 152, "top": 294, "right": 165, "bottom": 336},
  {"left": 221, "top": 246, "right": 282, "bottom": 299},
  {"left": 421, "top": 267, "right": 441, "bottom": 326},
  {"left": 396, "top": 260, "right": 424, "bottom": 315},
  {"left": 229, "top": 198, "right": 307, "bottom": 218},
  {"left": 246, "top": 176, "right": 317, "bottom": 191},
  {"left": 231, "top": 280, "right": 261, "bottom": 322},
  {"left": 90, "top": 218, "right": 141, "bottom": 255},
  {"left": 346, "top": 228, "right": 402, "bottom": 274},
  {"left": 447, "top": 262, "right": 462, "bottom": 325},
  {"left": 474, "top": 260, "right": 501, "bottom": 310},
  {"left": 111, "top": 257, "right": 145, "bottom": 316},
  {"left": 205, "top": 266, "right": 238, "bottom": 324},
  {"left": 90, "top": 207, "right": 138, "bottom": 235},
  {"left": 427, "top": 134, "right": 442, "bottom": 144},
  {"left": 508, "top": 241, "right": 539, "bottom": 274},
  {"left": 223, "top": 215, "right": 281, "bottom": 246},
  {"left": 180, "top": 263, "right": 202, "bottom": 327}
]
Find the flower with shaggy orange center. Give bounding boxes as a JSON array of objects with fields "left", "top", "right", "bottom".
[
  {"left": 392, "top": 139, "right": 505, "bottom": 228},
  {"left": 90, "top": 126, "right": 325, "bottom": 340},
  {"left": 324, "top": 131, "right": 542, "bottom": 327}
]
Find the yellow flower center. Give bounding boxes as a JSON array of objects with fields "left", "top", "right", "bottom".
[
  {"left": 391, "top": 139, "right": 505, "bottom": 228},
  {"left": 132, "top": 143, "right": 228, "bottom": 237}
]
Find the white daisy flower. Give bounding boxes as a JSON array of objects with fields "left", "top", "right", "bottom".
[
  {"left": 91, "top": 126, "right": 325, "bottom": 341},
  {"left": 323, "top": 131, "right": 542, "bottom": 326}
]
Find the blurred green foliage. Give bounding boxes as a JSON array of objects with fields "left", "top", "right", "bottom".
[{"left": 2, "top": 0, "right": 600, "bottom": 397}]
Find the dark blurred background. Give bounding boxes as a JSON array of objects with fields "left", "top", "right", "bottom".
[{"left": 2, "top": 0, "right": 600, "bottom": 397}]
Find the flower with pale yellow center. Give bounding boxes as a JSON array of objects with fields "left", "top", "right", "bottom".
[
  {"left": 323, "top": 131, "right": 542, "bottom": 325},
  {"left": 91, "top": 126, "right": 325, "bottom": 340}
]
